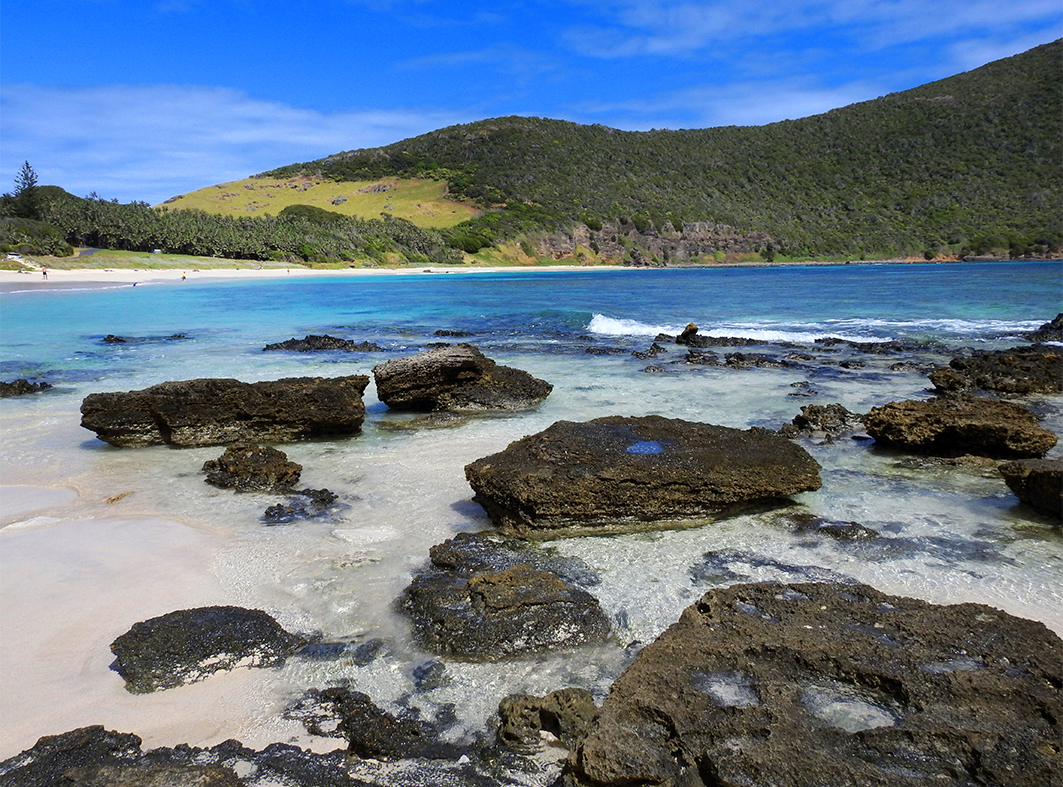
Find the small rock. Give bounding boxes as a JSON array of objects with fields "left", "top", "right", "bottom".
[
  {"left": 203, "top": 444, "right": 302, "bottom": 493},
  {"left": 0, "top": 378, "right": 52, "bottom": 397},
  {"left": 999, "top": 458, "right": 1062, "bottom": 519}
]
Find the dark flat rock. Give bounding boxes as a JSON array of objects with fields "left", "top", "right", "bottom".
[
  {"left": 865, "top": 394, "right": 1057, "bottom": 458},
  {"left": 372, "top": 343, "right": 552, "bottom": 412},
  {"left": 81, "top": 375, "right": 369, "bottom": 447},
  {"left": 109, "top": 606, "right": 305, "bottom": 693},
  {"left": 568, "top": 581, "right": 1063, "bottom": 787},
  {"left": 0, "top": 378, "right": 52, "bottom": 397},
  {"left": 465, "top": 415, "right": 822, "bottom": 538},
  {"left": 263, "top": 334, "right": 383, "bottom": 352},
  {"left": 928, "top": 345, "right": 1062, "bottom": 395}
]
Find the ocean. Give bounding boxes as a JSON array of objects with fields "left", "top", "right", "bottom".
[{"left": 1, "top": 260, "right": 1061, "bottom": 764}]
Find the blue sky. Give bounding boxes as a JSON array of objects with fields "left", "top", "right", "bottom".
[{"left": 2, "top": 1, "right": 1059, "bottom": 205}]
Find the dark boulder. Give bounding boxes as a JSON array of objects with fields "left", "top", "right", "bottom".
[
  {"left": 0, "top": 378, "right": 52, "bottom": 397},
  {"left": 109, "top": 606, "right": 305, "bottom": 693},
  {"left": 724, "top": 352, "right": 787, "bottom": 369},
  {"left": 864, "top": 394, "right": 1057, "bottom": 458},
  {"left": 465, "top": 415, "right": 822, "bottom": 538},
  {"left": 80, "top": 375, "right": 369, "bottom": 447},
  {"left": 498, "top": 688, "right": 598, "bottom": 753},
  {"left": 779, "top": 403, "right": 866, "bottom": 442},
  {"left": 928, "top": 346, "right": 1062, "bottom": 395},
  {"left": 1023, "top": 312, "right": 1063, "bottom": 343},
  {"left": 400, "top": 538, "right": 610, "bottom": 660},
  {"left": 263, "top": 334, "right": 383, "bottom": 352},
  {"left": 372, "top": 343, "right": 551, "bottom": 412},
  {"left": 567, "top": 582, "right": 1063, "bottom": 787},
  {"left": 202, "top": 444, "right": 302, "bottom": 492},
  {"left": 999, "top": 458, "right": 1063, "bottom": 519}
]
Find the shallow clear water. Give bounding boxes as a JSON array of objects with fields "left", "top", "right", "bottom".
[{"left": 1, "top": 261, "right": 1061, "bottom": 760}]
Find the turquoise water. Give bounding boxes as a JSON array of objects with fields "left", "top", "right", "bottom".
[{"left": 0, "top": 260, "right": 1061, "bottom": 761}]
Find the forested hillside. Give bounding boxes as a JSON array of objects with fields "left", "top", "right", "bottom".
[{"left": 267, "top": 39, "right": 1061, "bottom": 259}]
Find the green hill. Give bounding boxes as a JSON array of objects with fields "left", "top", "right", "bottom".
[{"left": 264, "top": 39, "right": 1062, "bottom": 260}]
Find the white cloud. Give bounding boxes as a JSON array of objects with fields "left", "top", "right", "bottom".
[
  {"left": 572, "top": 75, "right": 888, "bottom": 128},
  {"left": 563, "top": 0, "right": 1061, "bottom": 58},
  {"left": 0, "top": 84, "right": 470, "bottom": 205}
]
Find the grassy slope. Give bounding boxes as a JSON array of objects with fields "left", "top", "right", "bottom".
[
  {"left": 157, "top": 175, "right": 480, "bottom": 229},
  {"left": 262, "top": 40, "right": 1062, "bottom": 257}
]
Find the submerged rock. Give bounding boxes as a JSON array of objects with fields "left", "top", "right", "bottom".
[
  {"left": 568, "top": 581, "right": 1063, "bottom": 787},
  {"left": 109, "top": 606, "right": 305, "bottom": 693},
  {"left": 263, "top": 334, "right": 383, "bottom": 352},
  {"left": 779, "top": 403, "right": 866, "bottom": 442},
  {"left": 372, "top": 343, "right": 552, "bottom": 412},
  {"left": 465, "top": 415, "right": 822, "bottom": 538},
  {"left": 999, "top": 458, "right": 1063, "bottom": 519},
  {"left": 864, "top": 394, "right": 1057, "bottom": 458},
  {"left": 80, "top": 375, "right": 369, "bottom": 447},
  {"left": 400, "top": 534, "right": 609, "bottom": 660},
  {"left": 928, "top": 346, "right": 1062, "bottom": 395},
  {"left": 263, "top": 488, "right": 341, "bottom": 523},
  {"left": 202, "top": 444, "right": 302, "bottom": 493},
  {"left": 0, "top": 378, "right": 52, "bottom": 397}
]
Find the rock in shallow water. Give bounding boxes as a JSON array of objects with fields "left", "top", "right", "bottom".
[
  {"left": 109, "top": 606, "right": 306, "bottom": 693},
  {"left": 928, "top": 345, "right": 1062, "bottom": 395},
  {"left": 202, "top": 444, "right": 302, "bottom": 492},
  {"left": 465, "top": 415, "right": 822, "bottom": 538},
  {"left": 567, "top": 581, "right": 1063, "bottom": 787},
  {"left": 865, "top": 394, "right": 1057, "bottom": 458},
  {"left": 372, "top": 343, "right": 552, "bottom": 412},
  {"left": 999, "top": 457, "right": 1063, "bottom": 519},
  {"left": 81, "top": 376, "right": 369, "bottom": 447}
]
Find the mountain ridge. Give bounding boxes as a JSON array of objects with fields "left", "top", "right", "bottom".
[{"left": 260, "top": 39, "right": 1062, "bottom": 260}]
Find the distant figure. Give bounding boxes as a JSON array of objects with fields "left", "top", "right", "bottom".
[
  {"left": 41, "top": 268, "right": 47, "bottom": 279},
  {"left": 181, "top": 272, "right": 186, "bottom": 280}
]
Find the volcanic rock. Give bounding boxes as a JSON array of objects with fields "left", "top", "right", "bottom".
[
  {"left": 80, "top": 375, "right": 369, "bottom": 447},
  {"left": 464, "top": 415, "right": 822, "bottom": 537},
  {"left": 263, "top": 488, "right": 340, "bottom": 523},
  {"left": 0, "top": 378, "right": 52, "bottom": 397},
  {"left": 999, "top": 458, "right": 1063, "bottom": 519},
  {"left": 498, "top": 688, "right": 598, "bottom": 753},
  {"left": 1023, "top": 312, "right": 1063, "bottom": 342},
  {"left": 864, "top": 394, "right": 1057, "bottom": 458},
  {"left": 202, "top": 444, "right": 302, "bottom": 492},
  {"left": 400, "top": 536, "right": 609, "bottom": 660},
  {"left": 567, "top": 581, "right": 1063, "bottom": 787},
  {"left": 263, "top": 334, "right": 383, "bottom": 352},
  {"left": 779, "top": 403, "right": 866, "bottom": 442},
  {"left": 109, "top": 606, "right": 305, "bottom": 693},
  {"left": 372, "top": 343, "right": 551, "bottom": 412},
  {"left": 928, "top": 346, "right": 1062, "bottom": 395}
]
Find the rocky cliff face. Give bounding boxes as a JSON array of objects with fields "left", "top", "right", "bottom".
[{"left": 534, "top": 220, "right": 774, "bottom": 265}]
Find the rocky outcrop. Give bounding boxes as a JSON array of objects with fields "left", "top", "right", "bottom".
[
  {"left": 498, "top": 688, "right": 598, "bottom": 753},
  {"left": 109, "top": 606, "right": 305, "bottom": 693},
  {"left": 0, "top": 378, "right": 52, "bottom": 397},
  {"left": 400, "top": 534, "right": 609, "bottom": 660},
  {"left": 263, "top": 334, "right": 383, "bottom": 352},
  {"left": 80, "top": 375, "right": 369, "bottom": 447},
  {"left": 465, "top": 415, "right": 822, "bottom": 538},
  {"left": 0, "top": 726, "right": 360, "bottom": 787},
  {"left": 567, "top": 581, "right": 1063, "bottom": 787},
  {"left": 1023, "top": 312, "right": 1063, "bottom": 342},
  {"left": 928, "top": 346, "right": 1062, "bottom": 394},
  {"left": 202, "top": 444, "right": 302, "bottom": 492},
  {"left": 372, "top": 344, "right": 551, "bottom": 412},
  {"left": 864, "top": 394, "right": 1057, "bottom": 458},
  {"left": 779, "top": 403, "right": 866, "bottom": 442},
  {"left": 999, "top": 458, "right": 1063, "bottom": 519}
]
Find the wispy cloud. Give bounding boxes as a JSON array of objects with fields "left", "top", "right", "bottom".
[
  {"left": 0, "top": 84, "right": 470, "bottom": 204},
  {"left": 563, "top": 0, "right": 1060, "bottom": 58}
]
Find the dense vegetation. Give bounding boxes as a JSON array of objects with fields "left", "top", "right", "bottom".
[
  {"left": 268, "top": 39, "right": 1062, "bottom": 259},
  {"left": 2, "top": 41, "right": 1059, "bottom": 263}
]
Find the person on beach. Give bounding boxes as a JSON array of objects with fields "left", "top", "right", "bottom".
[{"left": 41, "top": 268, "right": 47, "bottom": 279}]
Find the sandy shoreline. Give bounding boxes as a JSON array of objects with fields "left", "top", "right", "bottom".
[{"left": 1, "top": 255, "right": 1016, "bottom": 292}]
